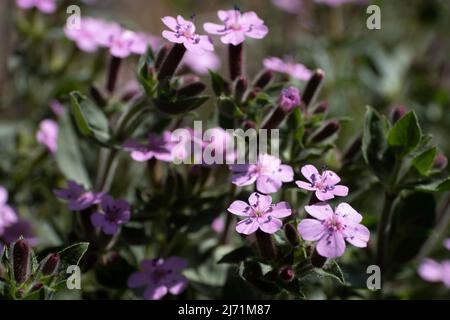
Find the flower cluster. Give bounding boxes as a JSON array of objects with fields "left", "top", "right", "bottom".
[{"left": 16, "top": 0, "right": 57, "bottom": 14}]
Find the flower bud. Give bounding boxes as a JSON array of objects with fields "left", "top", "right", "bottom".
[
  {"left": 342, "top": 136, "right": 362, "bottom": 166},
  {"left": 284, "top": 223, "right": 300, "bottom": 247},
  {"left": 311, "top": 248, "right": 327, "bottom": 268},
  {"left": 433, "top": 153, "right": 448, "bottom": 170},
  {"left": 279, "top": 266, "right": 295, "bottom": 282},
  {"left": 253, "top": 69, "right": 273, "bottom": 90},
  {"left": 11, "top": 239, "right": 32, "bottom": 284},
  {"left": 310, "top": 120, "right": 340, "bottom": 143},
  {"left": 302, "top": 69, "right": 325, "bottom": 110},
  {"left": 243, "top": 120, "right": 256, "bottom": 130},
  {"left": 41, "top": 253, "right": 60, "bottom": 276},
  {"left": 228, "top": 43, "right": 243, "bottom": 80},
  {"left": 255, "top": 230, "right": 277, "bottom": 261},
  {"left": 176, "top": 81, "right": 206, "bottom": 97},
  {"left": 157, "top": 43, "right": 187, "bottom": 82},
  {"left": 155, "top": 43, "right": 171, "bottom": 70},
  {"left": 234, "top": 76, "right": 248, "bottom": 102},
  {"left": 279, "top": 86, "right": 301, "bottom": 112},
  {"left": 106, "top": 56, "right": 122, "bottom": 94},
  {"left": 89, "top": 85, "right": 106, "bottom": 107},
  {"left": 313, "top": 101, "right": 328, "bottom": 114},
  {"left": 30, "top": 282, "right": 44, "bottom": 292},
  {"left": 391, "top": 105, "right": 408, "bottom": 123}
]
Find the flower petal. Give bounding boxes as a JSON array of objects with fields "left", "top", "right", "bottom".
[
  {"left": 344, "top": 224, "right": 370, "bottom": 248},
  {"left": 258, "top": 216, "right": 282, "bottom": 234},
  {"left": 127, "top": 271, "right": 148, "bottom": 288},
  {"left": 315, "top": 190, "right": 335, "bottom": 201},
  {"left": 236, "top": 218, "right": 259, "bottom": 235},
  {"left": 164, "top": 256, "right": 187, "bottom": 271},
  {"left": 418, "top": 259, "right": 442, "bottom": 282},
  {"left": 203, "top": 22, "right": 226, "bottom": 35},
  {"left": 316, "top": 231, "right": 346, "bottom": 259},
  {"left": 221, "top": 31, "right": 246, "bottom": 46},
  {"left": 143, "top": 284, "right": 168, "bottom": 300},
  {"left": 304, "top": 203, "right": 333, "bottom": 220},
  {"left": 166, "top": 274, "right": 188, "bottom": 295},
  {"left": 332, "top": 185, "right": 349, "bottom": 197},
  {"left": 161, "top": 16, "right": 178, "bottom": 31},
  {"left": 295, "top": 180, "right": 316, "bottom": 191},
  {"left": 256, "top": 175, "right": 282, "bottom": 194},
  {"left": 227, "top": 200, "right": 252, "bottom": 216},
  {"left": 322, "top": 170, "right": 341, "bottom": 185},
  {"left": 301, "top": 165, "right": 319, "bottom": 183},
  {"left": 162, "top": 30, "right": 184, "bottom": 44},
  {"left": 248, "top": 192, "right": 272, "bottom": 211},
  {"left": 276, "top": 164, "right": 294, "bottom": 182},
  {"left": 269, "top": 201, "right": 291, "bottom": 218},
  {"left": 335, "top": 202, "right": 362, "bottom": 224},
  {"left": 298, "top": 219, "right": 326, "bottom": 241},
  {"left": 90, "top": 212, "right": 105, "bottom": 228}
]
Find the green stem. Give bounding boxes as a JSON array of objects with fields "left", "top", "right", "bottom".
[{"left": 219, "top": 184, "right": 236, "bottom": 245}]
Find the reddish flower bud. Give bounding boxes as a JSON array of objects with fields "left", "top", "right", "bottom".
[
  {"left": 279, "top": 86, "right": 301, "bottom": 112},
  {"left": 433, "top": 153, "right": 448, "bottom": 170},
  {"left": 255, "top": 230, "right": 277, "bottom": 261},
  {"left": 284, "top": 223, "right": 300, "bottom": 247},
  {"left": 30, "top": 282, "right": 44, "bottom": 292},
  {"left": 279, "top": 266, "right": 295, "bottom": 282},
  {"left": 41, "top": 253, "right": 60, "bottom": 276},
  {"left": 313, "top": 101, "right": 328, "bottom": 114},
  {"left": 391, "top": 105, "right": 408, "bottom": 123},
  {"left": 228, "top": 43, "right": 243, "bottom": 80},
  {"left": 234, "top": 76, "right": 248, "bottom": 102},
  {"left": 157, "top": 43, "right": 187, "bottom": 82},
  {"left": 106, "top": 56, "right": 122, "bottom": 94},
  {"left": 253, "top": 69, "right": 273, "bottom": 90},
  {"left": 176, "top": 82, "right": 206, "bottom": 97},
  {"left": 155, "top": 43, "right": 171, "bottom": 70},
  {"left": 11, "top": 239, "right": 31, "bottom": 284},
  {"left": 310, "top": 120, "right": 340, "bottom": 143},
  {"left": 302, "top": 69, "right": 325, "bottom": 110}
]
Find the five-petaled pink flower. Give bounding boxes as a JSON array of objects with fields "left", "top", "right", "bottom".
[
  {"left": 418, "top": 259, "right": 450, "bottom": 288},
  {"left": 90, "top": 196, "right": 130, "bottom": 235},
  {"left": 54, "top": 180, "right": 104, "bottom": 211},
  {"left": 296, "top": 165, "right": 348, "bottom": 201},
  {"left": 0, "top": 186, "right": 18, "bottom": 236},
  {"left": 123, "top": 132, "right": 174, "bottom": 163},
  {"left": 298, "top": 202, "right": 370, "bottom": 258},
  {"left": 162, "top": 15, "right": 214, "bottom": 55},
  {"left": 203, "top": 9, "right": 268, "bottom": 46},
  {"left": 228, "top": 192, "right": 292, "bottom": 235},
  {"left": 36, "top": 119, "right": 58, "bottom": 154},
  {"left": 263, "top": 57, "right": 312, "bottom": 81},
  {"left": 16, "top": 0, "right": 56, "bottom": 14},
  {"left": 231, "top": 154, "right": 294, "bottom": 194},
  {"left": 127, "top": 257, "right": 188, "bottom": 300}
]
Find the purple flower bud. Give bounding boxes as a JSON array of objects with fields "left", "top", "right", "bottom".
[
  {"left": 90, "top": 85, "right": 106, "bottom": 107},
  {"left": 313, "top": 101, "right": 328, "bottom": 114},
  {"left": 255, "top": 230, "right": 277, "bottom": 261},
  {"left": 41, "top": 253, "right": 60, "bottom": 276},
  {"left": 311, "top": 248, "right": 327, "bottom": 268},
  {"left": 234, "top": 76, "right": 248, "bottom": 102},
  {"left": 176, "top": 81, "right": 206, "bottom": 97},
  {"left": 106, "top": 56, "right": 122, "bottom": 94},
  {"left": 310, "top": 120, "right": 340, "bottom": 143},
  {"left": 433, "top": 153, "right": 448, "bottom": 170},
  {"left": 11, "top": 239, "right": 32, "bottom": 284},
  {"left": 284, "top": 223, "right": 300, "bottom": 247},
  {"left": 391, "top": 105, "right": 408, "bottom": 123},
  {"left": 228, "top": 43, "right": 243, "bottom": 80},
  {"left": 279, "top": 86, "right": 301, "bottom": 112},
  {"left": 155, "top": 43, "right": 171, "bottom": 70},
  {"left": 243, "top": 120, "right": 256, "bottom": 130},
  {"left": 342, "top": 136, "right": 362, "bottom": 166},
  {"left": 302, "top": 69, "right": 325, "bottom": 110},
  {"left": 30, "top": 282, "right": 44, "bottom": 292},
  {"left": 279, "top": 266, "right": 295, "bottom": 282},
  {"left": 157, "top": 43, "right": 187, "bottom": 82},
  {"left": 253, "top": 69, "right": 273, "bottom": 90}
]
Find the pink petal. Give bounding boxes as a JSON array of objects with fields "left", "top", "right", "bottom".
[
  {"left": 0, "top": 187, "right": 9, "bottom": 205},
  {"left": 263, "top": 57, "right": 285, "bottom": 73},
  {"left": 418, "top": 259, "right": 442, "bottom": 282},
  {"left": 127, "top": 272, "right": 148, "bottom": 288},
  {"left": 236, "top": 218, "right": 259, "bottom": 235},
  {"left": 144, "top": 284, "right": 168, "bottom": 300},
  {"left": 322, "top": 170, "right": 341, "bottom": 185},
  {"left": 315, "top": 190, "right": 335, "bottom": 201},
  {"left": 221, "top": 31, "right": 246, "bottom": 46},
  {"left": 228, "top": 200, "right": 252, "bottom": 216},
  {"left": 256, "top": 175, "right": 282, "bottom": 194},
  {"left": 166, "top": 274, "right": 188, "bottom": 295},
  {"left": 232, "top": 171, "right": 258, "bottom": 187},
  {"left": 249, "top": 192, "right": 272, "bottom": 211},
  {"left": 301, "top": 165, "right": 319, "bottom": 183},
  {"left": 443, "top": 238, "right": 450, "bottom": 251},
  {"left": 203, "top": 23, "right": 226, "bottom": 35},
  {"left": 245, "top": 24, "right": 269, "bottom": 39},
  {"left": 344, "top": 224, "right": 370, "bottom": 247},
  {"left": 153, "top": 152, "right": 173, "bottom": 162},
  {"left": 304, "top": 203, "right": 333, "bottom": 220},
  {"left": 269, "top": 202, "right": 291, "bottom": 218},
  {"left": 184, "top": 41, "right": 206, "bottom": 55},
  {"left": 161, "top": 16, "right": 178, "bottom": 31},
  {"left": 298, "top": 219, "right": 326, "bottom": 241},
  {"left": 335, "top": 202, "right": 362, "bottom": 224},
  {"left": 276, "top": 164, "right": 294, "bottom": 182},
  {"left": 110, "top": 45, "right": 131, "bottom": 59},
  {"left": 131, "top": 151, "right": 154, "bottom": 162},
  {"left": 197, "top": 35, "right": 214, "bottom": 52},
  {"left": 241, "top": 11, "right": 264, "bottom": 25},
  {"left": 295, "top": 180, "right": 316, "bottom": 191},
  {"left": 161, "top": 30, "right": 184, "bottom": 44},
  {"left": 332, "top": 185, "right": 349, "bottom": 197},
  {"left": 258, "top": 216, "right": 282, "bottom": 234},
  {"left": 316, "top": 231, "right": 346, "bottom": 258}
]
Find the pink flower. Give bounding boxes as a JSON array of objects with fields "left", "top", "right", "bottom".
[
  {"left": 16, "top": 0, "right": 56, "bottom": 14},
  {"left": 0, "top": 186, "right": 19, "bottom": 236},
  {"left": 272, "top": 0, "right": 302, "bottom": 13},
  {"left": 107, "top": 30, "right": 157, "bottom": 58},
  {"left": 231, "top": 154, "right": 294, "bottom": 194},
  {"left": 123, "top": 132, "right": 174, "bottom": 163},
  {"left": 183, "top": 50, "right": 221, "bottom": 75},
  {"left": 444, "top": 238, "right": 450, "bottom": 251},
  {"left": 418, "top": 259, "right": 450, "bottom": 288},
  {"left": 263, "top": 57, "right": 312, "bottom": 81},
  {"left": 212, "top": 216, "right": 225, "bottom": 233},
  {"left": 54, "top": 180, "right": 104, "bottom": 211},
  {"left": 228, "top": 192, "right": 291, "bottom": 235},
  {"left": 298, "top": 202, "right": 370, "bottom": 258},
  {"left": 36, "top": 119, "right": 58, "bottom": 154},
  {"left": 127, "top": 257, "right": 188, "bottom": 300},
  {"left": 162, "top": 15, "right": 214, "bottom": 55},
  {"left": 203, "top": 10, "right": 268, "bottom": 46},
  {"left": 90, "top": 196, "right": 130, "bottom": 235},
  {"left": 279, "top": 86, "right": 301, "bottom": 111},
  {"left": 296, "top": 165, "right": 349, "bottom": 201},
  {"left": 49, "top": 100, "right": 65, "bottom": 116},
  {"left": 202, "top": 127, "right": 236, "bottom": 165}
]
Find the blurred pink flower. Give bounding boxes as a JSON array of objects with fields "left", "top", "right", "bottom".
[
  {"left": 202, "top": 127, "right": 236, "bottom": 165},
  {"left": 298, "top": 202, "right": 370, "bottom": 258},
  {"left": 418, "top": 259, "right": 450, "bottom": 288},
  {"left": 107, "top": 30, "right": 158, "bottom": 58},
  {"left": 272, "top": 0, "right": 302, "bottom": 13},
  {"left": 54, "top": 180, "right": 104, "bottom": 211},
  {"left": 279, "top": 86, "right": 301, "bottom": 112},
  {"left": 296, "top": 165, "right": 349, "bottom": 201},
  {"left": 228, "top": 192, "right": 291, "bottom": 235},
  {"left": 162, "top": 15, "right": 214, "bottom": 55},
  {"left": 204, "top": 9, "right": 268, "bottom": 46},
  {"left": 16, "top": 0, "right": 56, "bottom": 14},
  {"left": 124, "top": 132, "right": 174, "bottom": 162},
  {"left": 128, "top": 257, "right": 188, "bottom": 300},
  {"left": 212, "top": 216, "right": 225, "bottom": 233},
  {"left": 0, "top": 186, "right": 19, "bottom": 236},
  {"left": 263, "top": 57, "right": 312, "bottom": 81},
  {"left": 183, "top": 50, "right": 221, "bottom": 75},
  {"left": 49, "top": 100, "right": 65, "bottom": 116},
  {"left": 231, "top": 154, "right": 294, "bottom": 194},
  {"left": 444, "top": 238, "right": 450, "bottom": 251},
  {"left": 36, "top": 119, "right": 58, "bottom": 154}
]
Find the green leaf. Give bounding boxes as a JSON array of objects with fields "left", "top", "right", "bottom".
[
  {"left": 362, "top": 106, "right": 395, "bottom": 180},
  {"left": 137, "top": 47, "right": 156, "bottom": 95},
  {"left": 217, "top": 96, "right": 244, "bottom": 119},
  {"left": 154, "top": 95, "right": 209, "bottom": 115},
  {"left": 412, "top": 147, "right": 437, "bottom": 176},
  {"left": 70, "top": 92, "right": 111, "bottom": 145},
  {"left": 57, "top": 242, "right": 89, "bottom": 277},
  {"left": 218, "top": 246, "right": 254, "bottom": 264},
  {"left": 414, "top": 177, "right": 450, "bottom": 192},
  {"left": 209, "top": 70, "right": 230, "bottom": 96},
  {"left": 387, "top": 111, "right": 422, "bottom": 155},
  {"left": 56, "top": 114, "right": 91, "bottom": 187},
  {"left": 314, "top": 260, "right": 345, "bottom": 284}
]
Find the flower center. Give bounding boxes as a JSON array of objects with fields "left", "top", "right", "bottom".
[{"left": 325, "top": 217, "right": 343, "bottom": 231}]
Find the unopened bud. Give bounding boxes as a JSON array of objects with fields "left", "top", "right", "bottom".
[
  {"left": 234, "top": 76, "right": 248, "bottom": 102},
  {"left": 11, "top": 239, "right": 31, "bottom": 284},
  {"left": 157, "top": 43, "right": 187, "bottom": 82},
  {"left": 30, "top": 282, "right": 44, "bottom": 292},
  {"left": 155, "top": 44, "right": 171, "bottom": 70},
  {"left": 279, "top": 86, "right": 301, "bottom": 112},
  {"left": 433, "top": 153, "right": 448, "bottom": 170},
  {"left": 253, "top": 69, "right": 273, "bottom": 90},
  {"left": 255, "top": 230, "right": 277, "bottom": 261},
  {"left": 342, "top": 136, "right": 362, "bottom": 166},
  {"left": 391, "top": 105, "right": 408, "bottom": 123},
  {"left": 89, "top": 85, "right": 106, "bottom": 107},
  {"left": 243, "top": 120, "right": 256, "bottom": 131},
  {"left": 279, "top": 267, "right": 295, "bottom": 282},
  {"left": 228, "top": 43, "right": 243, "bottom": 80},
  {"left": 311, "top": 248, "right": 327, "bottom": 268},
  {"left": 310, "top": 120, "right": 340, "bottom": 143},
  {"left": 41, "top": 253, "right": 60, "bottom": 276},
  {"left": 302, "top": 69, "right": 325, "bottom": 110},
  {"left": 284, "top": 223, "right": 300, "bottom": 247},
  {"left": 176, "top": 81, "right": 206, "bottom": 97},
  {"left": 313, "top": 101, "right": 328, "bottom": 114},
  {"left": 106, "top": 56, "right": 122, "bottom": 94}
]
